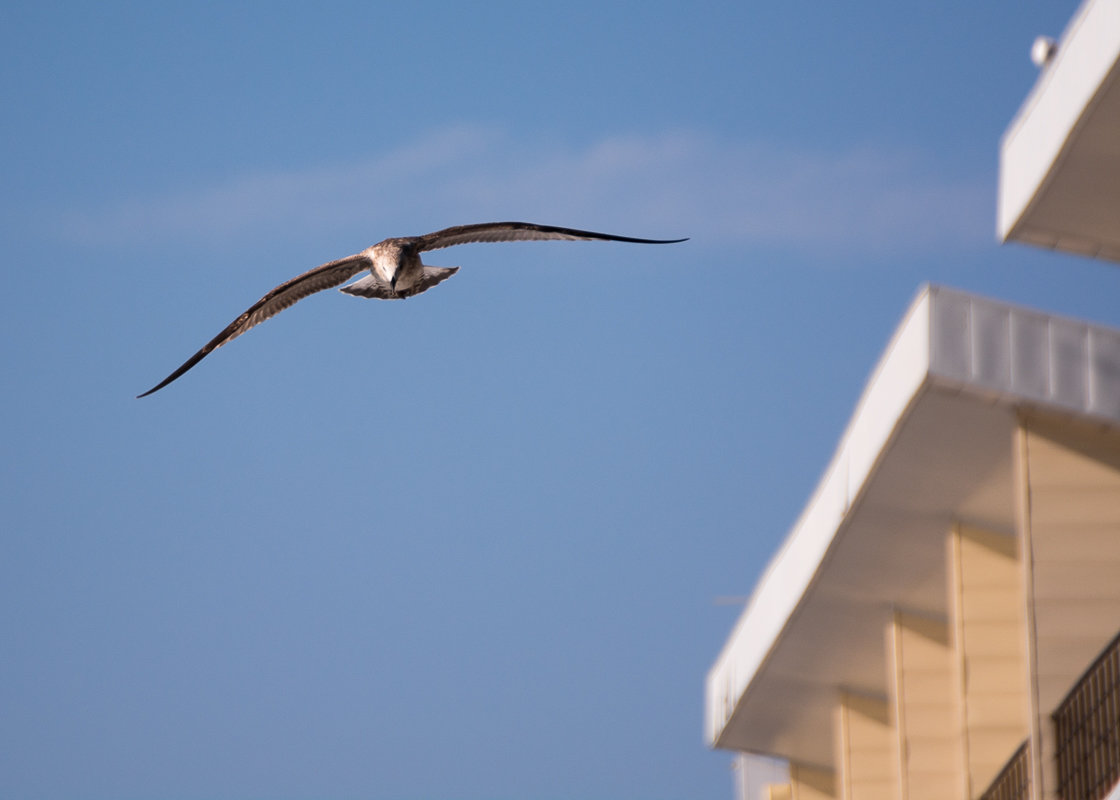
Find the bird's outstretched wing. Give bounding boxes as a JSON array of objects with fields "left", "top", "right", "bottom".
[
  {"left": 138, "top": 253, "right": 372, "bottom": 398},
  {"left": 415, "top": 221, "right": 688, "bottom": 252}
]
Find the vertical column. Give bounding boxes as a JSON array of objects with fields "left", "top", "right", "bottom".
[
  {"left": 888, "top": 611, "right": 960, "bottom": 800},
  {"left": 761, "top": 764, "right": 836, "bottom": 800},
  {"left": 1016, "top": 415, "right": 1120, "bottom": 800},
  {"left": 789, "top": 764, "right": 835, "bottom": 800},
  {"left": 947, "top": 523, "right": 1029, "bottom": 797},
  {"left": 835, "top": 692, "right": 897, "bottom": 800}
]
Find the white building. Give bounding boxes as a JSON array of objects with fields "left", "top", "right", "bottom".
[{"left": 706, "top": 2, "right": 1120, "bottom": 799}]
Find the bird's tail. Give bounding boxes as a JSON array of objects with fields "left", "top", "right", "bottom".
[
  {"left": 339, "top": 266, "right": 459, "bottom": 300},
  {"left": 402, "top": 266, "right": 458, "bottom": 298}
]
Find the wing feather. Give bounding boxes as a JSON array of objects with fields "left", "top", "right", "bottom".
[
  {"left": 137, "top": 253, "right": 371, "bottom": 397},
  {"left": 416, "top": 221, "right": 688, "bottom": 252}
]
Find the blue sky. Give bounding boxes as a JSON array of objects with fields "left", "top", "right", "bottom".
[{"left": 2, "top": 2, "right": 1117, "bottom": 799}]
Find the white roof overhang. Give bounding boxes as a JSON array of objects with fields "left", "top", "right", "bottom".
[
  {"left": 705, "top": 285, "right": 1120, "bottom": 767},
  {"left": 998, "top": 0, "right": 1120, "bottom": 263}
]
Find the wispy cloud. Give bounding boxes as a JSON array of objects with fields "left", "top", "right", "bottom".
[{"left": 63, "top": 125, "right": 992, "bottom": 256}]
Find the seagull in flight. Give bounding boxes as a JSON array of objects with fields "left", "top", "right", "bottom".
[{"left": 138, "top": 221, "right": 687, "bottom": 397}]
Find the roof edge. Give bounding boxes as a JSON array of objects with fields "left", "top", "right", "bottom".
[
  {"left": 706, "top": 285, "right": 935, "bottom": 746},
  {"left": 998, "top": 0, "right": 1120, "bottom": 243}
]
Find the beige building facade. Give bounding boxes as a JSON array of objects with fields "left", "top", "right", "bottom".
[
  {"left": 708, "top": 2, "right": 1120, "bottom": 798},
  {"left": 706, "top": 287, "right": 1120, "bottom": 800}
]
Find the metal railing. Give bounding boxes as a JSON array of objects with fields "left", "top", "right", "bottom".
[
  {"left": 1053, "top": 629, "right": 1120, "bottom": 800},
  {"left": 979, "top": 741, "right": 1031, "bottom": 800}
]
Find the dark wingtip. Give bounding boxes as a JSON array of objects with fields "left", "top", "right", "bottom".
[
  {"left": 136, "top": 365, "right": 195, "bottom": 398},
  {"left": 135, "top": 357, "right": 202, "bottom": 398},
  {"left": 136, "top": 382, "right": 164, "bottom": 399}
]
